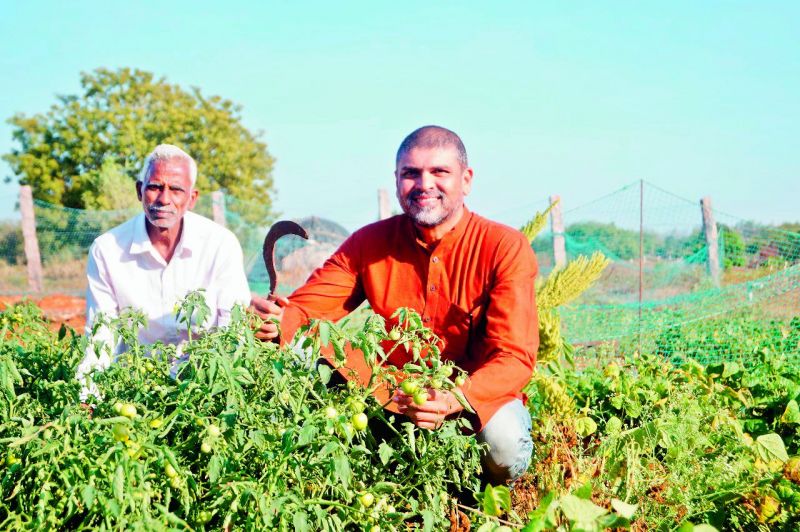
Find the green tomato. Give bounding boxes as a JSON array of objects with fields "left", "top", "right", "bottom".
[
  {"left": 206, "top": 424, "right": 222, "bottom": 438},
  {"left": 324, "top": 407, "right": 338, "bottom": 419},
  {"left": 454, "top": 375, "right": 466, "bottom": 387},
  {"left": 113, "top": 402, "right": 123, "bottom": 415},
  {"left": 359, "top": 492, "right": 375, "bottom": 507},
  {"left": 112, "top": 424, "right": 130, "bottom": 442},
  {"left": 349, "top": 399, "right": 366, "bottom": 414},
  {"left": 149, "top": 418, "right": 163, "bottom": 429},
  {"left": 170, "top": 476, "right": 181, "bottom": 489},
  {"left": 201, "top": 442, "right": 213, "bottom": 454},
  {"left": 164, "top": 463, "right": 178, "bottom": 479},
  {"left": 412, "top": 391, "right": 428, "bottom": 406},
  {"left": 197, "top": 510, "right": 212, "bottom": 524},
  {"left": 144, "top": 361, "right": 155, "bottom": 372},
  {"left": 400, "top": 380, "right": 419, "bottom": 395},
  {"left": 388, "top": 328, "right": 401, "bottom": 341},
  {"left": 120, "top": 403, "right": 138, "bottom": 419},
  {"left": 430, "top": 378, "right": 443, "bottom": 389},
  {"left": 6, "top": 454, "right": 19, "bottom": 466},
  {"left": 352, "top": 413, "right": 369, "bottom": 431},
  {"left": 439, "top": 365, "right": 453, "bottom": 378}
]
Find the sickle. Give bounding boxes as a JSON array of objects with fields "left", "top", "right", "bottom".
[{"left": 262, "top": 220, "right": 309, "bottom": 296}]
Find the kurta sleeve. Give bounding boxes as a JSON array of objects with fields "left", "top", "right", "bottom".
[
  {"left": 461, "top": 231, "right": 539, "bottom": 429},
  {"left": 280, "top": 233, "right": 367, "bottom": 344}
]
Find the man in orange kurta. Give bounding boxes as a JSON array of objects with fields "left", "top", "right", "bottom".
[{"left": 252, "top": 126, "right": 539, "bottom": 482}]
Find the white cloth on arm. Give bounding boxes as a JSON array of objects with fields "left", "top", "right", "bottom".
[{"left": 76, "top": 211, "right": 251, "bottom": 399}]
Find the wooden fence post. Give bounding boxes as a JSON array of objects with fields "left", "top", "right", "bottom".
[
  {"left": 549, "top": 195, "right": 566, "bottom": 269},
  {"left": 19, "top": 185, "right": 43, "bottom": 293},
  {"left": 378, "top": 188, "right": 391, "bottom": 220},
  {"left": 700, "top": 196, "right": 721, "bottom": 286},
  {"left": 211, "top": 190, "right": 226, "bottom": 227}
]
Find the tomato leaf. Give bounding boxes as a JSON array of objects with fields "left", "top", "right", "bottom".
[
  {"left": 378, "top": 442, "right": 394, "bottom": 465},
  {"left": 611, "top": 498, "right": 637, "bottom": 519},
  {"left": 559, "top": 494, "right": 608, "bottom": 525},
  {"left": 333, "top": 453, "right": 351, "bottom": 488},
  {"left": 781, "top": 400, "right": 800, "bottom": 424},
  {"left": 755, "top": 433, "right": 789, "bottom": 463},
  {"left": 293, "top": 511, "right": 310, "bottom": 532},
  {"left": 317, "top": 363, "right": 332, "bottom": 385},
  {"left": 113, "top": 465, "right": 125, "bottom": 502}
]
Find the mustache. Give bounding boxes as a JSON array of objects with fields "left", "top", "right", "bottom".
[
  {"left": 408, "top": 190, "right": 443, "bottom": 201},
  {"left": 149, "top": 206, "right": 177, "bottom": 215}
]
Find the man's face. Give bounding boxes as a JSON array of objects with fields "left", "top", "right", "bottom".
[
  {"left": 136, "top": 158, "right": 198, "bottom": 229},
  {"left": 395, "top": 145, "right": 473, "bottom": 228}
]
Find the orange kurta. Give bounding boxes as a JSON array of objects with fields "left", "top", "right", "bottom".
[{"left": 280, "top": 208, "right": 539, "bottom": 430}]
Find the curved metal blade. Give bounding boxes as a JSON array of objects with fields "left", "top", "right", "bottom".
[{"left": 262, "top": 220, "right": 309, "bottom": 296}]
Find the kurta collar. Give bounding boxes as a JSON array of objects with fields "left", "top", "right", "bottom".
[{"left": 404, "top": 205, "right": 472, "bottom": 252}]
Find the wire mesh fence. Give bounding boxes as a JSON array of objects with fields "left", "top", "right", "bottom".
[{"left": 1, "top": 182, "right": 798, "bottom": 364}]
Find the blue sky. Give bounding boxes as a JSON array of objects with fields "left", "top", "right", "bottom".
[{"left": 1, "top": 1, "right": 798, "bottom": 231}]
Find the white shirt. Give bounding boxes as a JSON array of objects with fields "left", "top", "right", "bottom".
[{"left": 76, "top": 211, "right": 251, "bottom": 388}]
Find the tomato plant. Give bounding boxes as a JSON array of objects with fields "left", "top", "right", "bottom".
[{"left": 0, "top": 297, "right": 483, "bottom": 530}]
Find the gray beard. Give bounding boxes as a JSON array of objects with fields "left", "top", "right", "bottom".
[{"left": 397, "top": 191, "right": 457, "bottom": 228}]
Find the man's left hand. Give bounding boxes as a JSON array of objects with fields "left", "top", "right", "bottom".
[{"left": 392, "top": 388, "right": 464, "bottom": 430}]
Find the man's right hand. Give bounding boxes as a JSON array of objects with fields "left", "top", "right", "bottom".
[{"left": 249, "top": 295, "right": 289, "bottom": 342}]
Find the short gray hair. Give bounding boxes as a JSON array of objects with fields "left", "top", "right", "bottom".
[
  {"left": 138, "top": 144, "right": 198, "bottom": 187},
  {"left": 396, "top": 126, "right": 468, "bottom": 168}
]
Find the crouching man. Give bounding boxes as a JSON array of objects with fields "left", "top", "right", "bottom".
[
  {"left": 251, "top": 126, "right": 538, "bottom": 484},
  {"left": 77, "top": 144, "right": 251, "bottom": 397}
]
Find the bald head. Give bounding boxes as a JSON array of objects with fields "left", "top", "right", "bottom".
[{"left": 396, "top": 126, "right": 468, "bottom": 169}]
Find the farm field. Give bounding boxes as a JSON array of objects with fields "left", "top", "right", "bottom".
[{"left": 1, "top": 294, "right": 799, "bottom": 531}]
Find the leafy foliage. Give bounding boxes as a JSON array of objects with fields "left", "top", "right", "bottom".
[
  {"left": 0, "top": 297, "right": 482, "bottom": 529},
  {"left": 4, "top": 67, "right": 275, "bottom": 224},
  {"left": 517, "top": 312, "right": 800, "bottom": 531}
]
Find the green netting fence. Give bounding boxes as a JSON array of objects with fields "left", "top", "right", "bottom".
[
  {"left": 1, "top": 182, "right": 798, "bottom": 364},
  {"left": 530, "top": 181, "right": 800, "bottom": 363}
]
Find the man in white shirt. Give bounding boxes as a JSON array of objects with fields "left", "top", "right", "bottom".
[{"left": 76, "top": 144, "right": 251, "bottom": 395}]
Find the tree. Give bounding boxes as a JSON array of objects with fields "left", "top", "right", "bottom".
[
  {"left": 4, "top": 67, "right": 275, "bottom": 223},
  {"left": 81, "top": 159, "right": 140, "bottom": 211}
]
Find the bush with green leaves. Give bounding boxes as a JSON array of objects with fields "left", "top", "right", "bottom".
[{"left": 0, "top": 296, "right": 483, "bottom": 530}]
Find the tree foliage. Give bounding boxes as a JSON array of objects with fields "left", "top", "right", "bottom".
[{"left": 4, "top": 67, "right": 275, "bottom": 223}]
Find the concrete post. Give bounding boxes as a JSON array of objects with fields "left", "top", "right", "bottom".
[{"left": 19, "top": 185, "right": 43, "bottom": 293}]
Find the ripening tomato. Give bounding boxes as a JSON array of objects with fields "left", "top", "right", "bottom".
[
  {"left": 164, "top": 463, "right": 178, "bottom": 479},
  {"left": 352, "top": 413, "right": 368, "bottom": 431},
  {"left": 120, "top": 403, "right": 138, "bottom": 419},
  {"left": 359, "top": 492, "right": 375, "bottom": 507},
  {"left": 112, "top": 424, "right": 130, "bottom": 442}
]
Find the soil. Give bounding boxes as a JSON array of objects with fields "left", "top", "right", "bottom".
[{"left": 0, "top": 294, "right": 86, "bottom": 332}]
